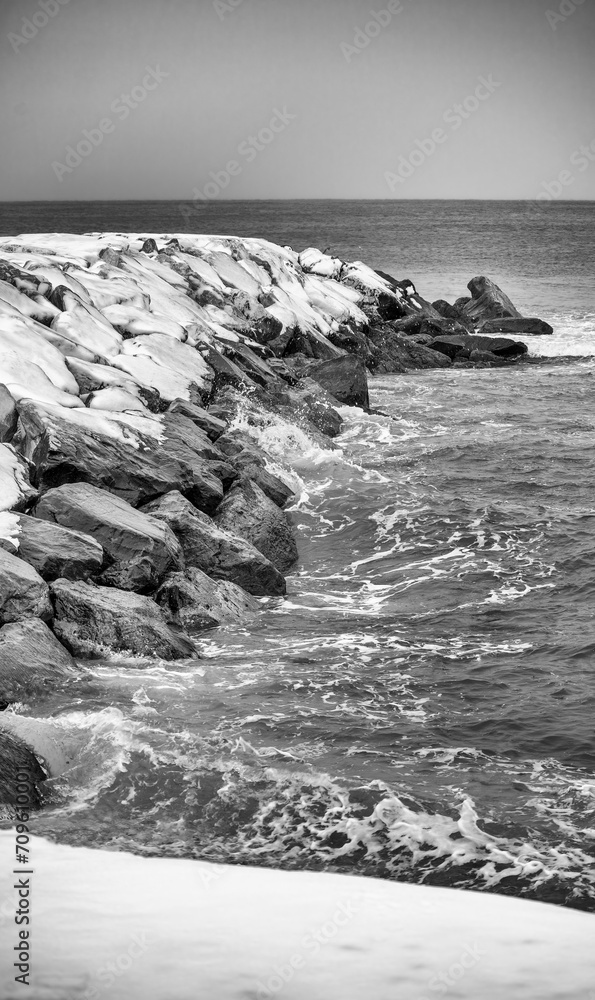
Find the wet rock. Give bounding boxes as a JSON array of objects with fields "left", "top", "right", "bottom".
[
  {"left": 0, "top": 728, "right": 47, "bottom": 808},
  {"left": 0, "top": 618, "right": 78, "bottom": 702},
  {"left": 51, "top": 579, "right": 196, "bottom": 660},
  {"left": 327, "top": 325, "right": 372, "bottom": 360},
  {"left": 368, "top": 329, "right": 452, "bottom": 372},
  {"left": 214, "top": 479, "right": 298, "bottom": 573},
  {"left": 429, "top": 334, "right": 528, "bottom": 360},
  {"left": 0, "top": 385, "right": 18, "bottom": 442},
  {"left": 168, "top": 399, "right": 226, "bottom": 441},
  {"left": 204, "top": 347, "right": 259, "bottom": 393},
  {"left": 215, "top": 433, "right": 295, "bottom": 508},
  {"left": 35, "top": 483, "right": 182, "bottom": 592},
  {"left": 14, "top": 400, "right": 224, "bottom": 512},
  {"left": 142, "top": 491, "right": 286, "bottom": 596},
  {"left": 462, "top": 277, "right": 522, "bottom": 323},
  {"left": 307, "top": 356, "right": 369, "bottom": 409},
  {"left": 477, "top": 317, "right": 554, "bottom": 337},
  {"left": 9, "top": 514, "right": 104, "bottom": 581},
  {"left": 156, "top": 568, "right": 260, "bottom": 631},
  {"left": 0, "top": 548, "right": 52, "bottom": 624}
]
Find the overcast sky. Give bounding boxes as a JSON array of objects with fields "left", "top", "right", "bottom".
[{"left": 1, "top": 0, "right": 594, "bottom": 200}]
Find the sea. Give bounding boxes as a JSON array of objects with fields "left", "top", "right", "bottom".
[{"left": 1, "top": 200, "right": 594, "bottom": 911}]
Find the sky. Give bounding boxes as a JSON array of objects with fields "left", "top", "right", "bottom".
[{"left": 0, "top": 0, "right": 594, "bottom": 200}]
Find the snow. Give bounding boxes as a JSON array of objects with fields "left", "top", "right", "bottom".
[{"left": 0, "top": 832, "right": 593, "bottom": 999}]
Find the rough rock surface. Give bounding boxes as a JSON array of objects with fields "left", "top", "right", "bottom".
[
  {"left": 14, "top": 399, "right": 224, "bottom": 512},
  {"left": 307, "top": 356, "right": 370, "bottom": 409},
  {"left": 368, "top": 329, "right": 453, "bottom": 372},
  {"left": 142, "top": 491, "right": 286, "bottom": 596},
  {"left": 0, "top": 618, "right": 78, "bottom": 701},
  {"left": 168, "top": 399, "right": 226, "bottom": 441},
  {"left": 35, "top": 483, "right": 182, "bottom": 592},
  {"left": 156, "top": 568, "right": 260, "bottom": 630},
  {"left": 461, "top": 277, "right": 522, "bottom": 323},
  {"left": 0, "top": 548, "right": 52, "bottom": 624},
  {"left": 51, "top": 579, "right": 196, "bottom": 660},
  {"left": 214, "top": 479, "right": 298, "bottom": 573},
  {"left": 0, "top": 384, "right": 18, "bottom": 442},
  {"left": 477, "top": 317, "right": 553, "bottom": 337},
  {"left": 4, "top": 514, "right": 104, "bottom": 581},
  {"left": 0, "top": 728, "right": 47, "bottom": 807},
  {"left": 429, "top": 334, "right": 528, "bottom": 360}
]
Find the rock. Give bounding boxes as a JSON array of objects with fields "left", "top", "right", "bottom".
[
  {"left": 8, "top": 514, "right": 104, "bottom": 581},
  {"left": 0, "top": 443, "right": 38, "bottom": 516},
  {"left": 477, "top": 317, "right": 554, "bottom": 337},
  {"left": 469, "top": 349, "right": 506, "bottom": 366},
  {"left": 214, "top": 479, "right": 298, "bottom": 573},
  {"left": 0, "top": 548, "right": 52, "bottom": 624},
  {"left": 0, "top": 618, "right": 77, "bottom": 702},
  {"left": 368, "top": 329, "right": 452, "bottom": 372},
  {"left": 142, "top": 491, "right": 286, "bottom": 596},
  {"left": 14, "top": 400, "right": 224, "bottom": 512},
  {"left": 0, "top": 384, "right": 17, "bottom": 442},
  {"left": 462, "top": 277, "right": 522, "bottom": 323},
  {"left": 307, "top": 356, "right": 369, "bottom": 409},
  {"left": 168, "top": 399, "right": 226, "bottom": 440},
  {"left": 327, "top": 325, "right": 372, "bottom": 360},
  {"left": 204, "top": 347, "right": 259, "bottom": 393},
  {"left": 429, "top": 334, "right": 528, "bottom": 360},
  {"left": 51, "top": 579, "right": 196, "bottom": 660},
  {"left": 0, "top": 728, "right": 47, "bottom": 807},
  {"left": 233, "top": 456, "right": 294, "bottom": 509},
  {"left": 35, "top": 483, "right": 182, "bottom": 592},
  {"left": 156, "top": 568, "right": 260, "bottom": 630}
]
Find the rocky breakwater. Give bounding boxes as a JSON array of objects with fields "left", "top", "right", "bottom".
[{"left": 0, "top": 232, "right": 551, "bottom": 800}]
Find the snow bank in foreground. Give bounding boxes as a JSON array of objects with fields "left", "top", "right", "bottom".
[{"left": 0, "top": 833, "right": 593, "bottom": 999}]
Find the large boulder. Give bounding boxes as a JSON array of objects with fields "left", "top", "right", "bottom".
[
  {"left": 429, "top": 334, "right": 528, "bottom": 360},
  {"left": 142, "top": 491, "right": 286, "bottom": 596},
  {"left": 368, "top": 329, "right": 452, "bottom": 372},
  {"left": 307, "top": 356, "right": 369, "bottom": 409},
  {"left": 5, "top": 514, "right": 104, "bottom": 581},
  {"left": 35, "top": 483, "right": 182, "bottom": 592},
  {"left": 461, "top": 277, "right": 522, "bottom": 323},
  {"left": 14, "top": 400, "right": 224, "bottom": 512},
  {"left": 477, "top": 317, "right": 553, "bottom": 337},
  {"left": 51, "top": 579, "right": 196, "bottom": 660},
  {"left": 156, "top": 568, "right": 260, "bottom": 631},
  {"left": 0, "top": 384, "right": 17, "bottom": 442},
  {"left": 0, "top": 728, "right": 47, "bottom": 808},
  {"left": 214, "top": 479, "right": 298, "bottom": 573},
  {"left": 0, "top": 618, "right": 78, "bottom": 702},
  {"left": 215, "top": 433, "right": 295, "bottom": 508},
  {"left": 0, "top": 549, "right": 52, "bottom": 624},
  {"left": 168, "top": 399, "right": 226, "bottom": 441}
]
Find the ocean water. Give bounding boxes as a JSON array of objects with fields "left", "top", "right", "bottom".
[{"left": 1, "top": 200, "right": 595, "bottom": 911}]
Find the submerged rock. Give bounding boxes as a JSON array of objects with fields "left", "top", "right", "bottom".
[
  {"left": 156, "top": 568, "right": 260, "bottom": 630},
  {"left": 0, "top": 618, "right": 78, "bottom": 702},
  {"left": 142, "top": 491, "right": 286, "bottom": 596},
  {"left": 0, "top": 548, "right": 52, "bottom": 624},
  {"left": 307, "top": 355, "right": 370, "bottom": 409},
  {"left": 214, "top": 479, "right": 298, "bottom": 573},
  {"left": 35, "top": 483, "right": 182, "bottom": 592},
  {"left": 51, "top": 579, "right": 196, "bottom": 660}
]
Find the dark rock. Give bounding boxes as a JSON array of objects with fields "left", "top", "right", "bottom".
[
  {"left": 0, "top": 618, "right": 78, "bottom": 701},
  {"left": 272, "top": 381, "right": 344, "bottom": 438},
  {"left": 142, "top": 491, "right": 286, "bottom": 596},
  {"left": 327, "top": 325, "right": 372, "bottom": 360},
  {"left": 204, "top": 347, "right": 259, "bottom": 393},
  {"left": 156, "top": 568, "right": 260, "bottom": 631},
  {"left": 0, "top": 728, "right": 47, "bottom": 808},
  {"left": 51, "top": 579, "right": 196, "bottom": 660},
  {"left": 140, "top": 238, "right": 158, "bottom": 254},
  {"left": 368, "top": 329, "right": 452, "bottom": 372},
  {"left": 469, "top": 349, "right": 506, "bottom": 366},
  {"left": 10, "top": 514, "right": 104, "bottom": 582},
  {"left": 214, "top": 479, "right": 298, "bottom": 573},
  {"left": 98, "top": 247, "right": 121, "bottom": 267},
  {"left": 0, "top": 549, "right": 52, "bottom": 624},
  {"left": 454, "top": 296, "right": 472, "bottom": 311},
  {"left": 307, "top": 356, "right": 369, "bottom": 409},
  {"left": 14, "top": 400, "right": 224, "bottom": 512},
  {"left": 35, "top": 483, "right": 182, "bottom": 592},
  {"left": 168, "top": 399, "right": 226, "bottom": 440},
  {"left": 161, "top": 412, "right": 238, "bottom": 490},
  {"left": 429, "top": 334, "right": 528, "bottom": 360},
  {"left": 0, "top": 385, "right": 18, "bottom": 443},
  {"left": 478, "top": 317, "right": 554, "bottom": 337},
  {"left": 462, "top": 277, "right": 522, "bottom": 323},
  {"left": 234, "top": 456, "right": 294, "bottom": 509},
  {"left": 227, "top": 343, "right": 285, "bottom": 389}
]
